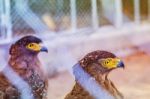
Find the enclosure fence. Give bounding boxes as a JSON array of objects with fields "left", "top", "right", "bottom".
[{"left": 0, "top": 0, "right": 150, "bottom": 43}]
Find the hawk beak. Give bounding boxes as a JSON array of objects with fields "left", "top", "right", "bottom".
[
  {"left": 117, "top": 60, "right": 125, "bottom": 68},
  {"left": 40, "top": 46, "right": 48, "bottom": 53}
]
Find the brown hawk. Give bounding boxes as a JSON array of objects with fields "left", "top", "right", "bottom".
[
  {"left": 0, "top": 35, "right": 48, "bottom": 99},
  {"left": 65, "top": 50, "right": 124, "bottom": 99}
]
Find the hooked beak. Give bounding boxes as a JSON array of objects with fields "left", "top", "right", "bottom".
[
  {"left": 117, "top": 60, "right": 125, "bottom": 68},
  {"left": 40, "top": 46, "right": 48, "bottom": 53}
]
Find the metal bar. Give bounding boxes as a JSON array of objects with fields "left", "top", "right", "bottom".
[
  {"left": 70, "top": 0, "right": 77, "bottom": 32},
  {"left": 0, "top": 0, "right": 5, "bottom": 39},
  {"left": 0, "top": 0, "right": 2, "bottom": 38},
  {"left": 56, "top": 0, "right": 64, "bottom": 31},
  {"left": 134, "top": 0, "right": 140, "bottom": 24},
  {"left": 91, "top": 0, "right": 98, "bottom": 29},
  {"left": 148, "top": 0, "right": 150, "bottom": 20},
  {"left": 5, "top": 0, "right": 12, "bottom": 40},
  {"left": 115, "top": 0, "right": 123, "bottom": 28}
]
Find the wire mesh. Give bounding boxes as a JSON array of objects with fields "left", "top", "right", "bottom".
[
  {"left": 9, "top": 0, "right": 99, "bottom": 36},
  {"left": 0, "top": 0, "right": 150, "bottom": 40},
  {"left": 76, "top": 0, "right": 92, "bottom": 28},
  {"left": 10, "top": 0, "right": 72, "bottom": 36}
]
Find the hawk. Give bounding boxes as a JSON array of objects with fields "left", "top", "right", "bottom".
[
  {"left": 0, "top": 35, "right": 48, "bottom": 99},
  {"left": 65, "top": 50, "right": 124, "bottom": 99}
]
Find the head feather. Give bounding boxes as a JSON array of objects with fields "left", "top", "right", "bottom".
[
  {"left": 15, "top": 35, "right": 42, "bottom": 46},
  {"left": 79, "top": 50, "right": 116, "bottom": 68}
]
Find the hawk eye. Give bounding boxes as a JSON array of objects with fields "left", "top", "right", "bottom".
[
  {"left": 26, "top": 43, "right": 42, "bottom": 51},
  {"left": 105, "top": 61, "right": 109, "bottom": 64},
  {"left": 29, "top": 44, "right": 33, "bottom": 47},
  {"left": 98, "top": 58, "right": 113, "bottom": 66},
  {"left": 28, "top": 43, "right": 36, "bottom": 48}
]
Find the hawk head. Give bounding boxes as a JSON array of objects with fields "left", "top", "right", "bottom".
[
  {"left": 78, "top": 51, "right": 124, "bottom": 75},
  {"left": 9, "top": 35, "right": 48, "bottom": 56}
]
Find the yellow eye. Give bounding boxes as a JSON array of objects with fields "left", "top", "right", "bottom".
[
  {"left": 98, "top": 58, "right": 121, "bottom": 69},
  {"left": 26, "top": 43, "right": 41, "bottom": 51},
  {"left": 104, "top": 61, "right": 109, "bottom": 65},
  {"left": 29, "top": 44, "right": 34, "bottom": 47}
]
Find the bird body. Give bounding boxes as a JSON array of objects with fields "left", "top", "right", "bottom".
[
  {"left": 8, "top": 53, "right": 48, "bottom": 99},
  {"left": 0, "top": 36, "right": 48, "bottom": 99},
  {"left": 65, "top": 51, "right": 124, "bottom": 99}
]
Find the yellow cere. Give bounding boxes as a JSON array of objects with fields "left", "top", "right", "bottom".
[
  {"left": 99, "top": 58, "right": 121, "bottom": 69},
  {"left": 26, "top": 43, "right": 41, "bottom": 51}
]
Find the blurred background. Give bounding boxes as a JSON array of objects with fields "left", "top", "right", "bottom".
[{"left": 0, "top": 0, "right": 150, "bottom": 99}]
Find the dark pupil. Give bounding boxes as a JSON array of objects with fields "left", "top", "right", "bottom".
[
  {"left": 30, "top": 44, "right": 33, "bottom": 47},
  {"left": 106, "top": 61, "right": 109, "bottom": 64}
]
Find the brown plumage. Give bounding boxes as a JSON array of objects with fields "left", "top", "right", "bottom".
[
  {"left": 65, "top": 50, "right": 124, "bottom": 99},
  {"left": 0, "top": 35, "right": 48, "bottom": 99}
]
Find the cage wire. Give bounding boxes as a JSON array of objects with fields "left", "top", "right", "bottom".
[
  {"left": 10, "top": 0, "right": 94, "bottom": 36},
  {"left": 76, "top": 0, "right": 92, "bottom": 28},
  {"left": 0, "top": 0, "right": 10, "bottom": 39},
  {"left": 0, "top": 0, "right": 150, "bottom": 39}
]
